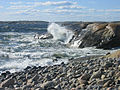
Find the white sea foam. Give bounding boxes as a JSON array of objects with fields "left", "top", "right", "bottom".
[
  {"left": 47, "top": 23, "right": 74, "bottom": 44},
  {"left": 70, "top": 40, "right": 82, "bottom": 48},
  {"left": 70, "top": 29, "right": 88, "bottom": 48},
  {"left": 0, "top": 26, "right": 118, "bottom": 73}
]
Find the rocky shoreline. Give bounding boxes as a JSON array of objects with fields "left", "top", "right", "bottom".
[
  {"left": 0, "top": 21, "right": 120, "bottom": 90},
  {"left": 0, "top": 56, "right": 120, "bottom": 90}
]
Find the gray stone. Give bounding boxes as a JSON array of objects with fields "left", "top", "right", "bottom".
[
  {"left": 97, "top": 79, "right": 110, "bottom": 85},
  {"left": 22, "top": 85, "right": 32, "bottom": 90},
  {"left": 104, "top": 62, "right": 113, "bottom": 68},
  {"left": 90, "top": 70, "right": 102, "bottom": 80},
  {"left": 0, "top": 77, "right": 14, "bottom": 88},
  {"left": 55, "top": 84, "right": 61, "bottom": 90},
  {"left": 80, "top": 73, "right": 90, "bottom": 80},
  {"left": 41, "top": 81, "right": 56, "bottom": 89}
]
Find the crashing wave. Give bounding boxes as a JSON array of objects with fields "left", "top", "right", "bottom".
[{"left": 47, "top": 23, "right": 74, "bottom": 44}]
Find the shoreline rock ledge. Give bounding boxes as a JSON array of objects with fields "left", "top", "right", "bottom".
[{"left": 63, "top": 22, "right": 120, "bottom": 49}]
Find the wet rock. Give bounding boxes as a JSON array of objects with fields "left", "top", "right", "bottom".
[
  {"left": 5, "top": 71, "right": 11, "bottom": 75},
  {"left": 79, "top": 79, "right": 88, "bottom": 85},
  {"left": 39, "top": 33, "right": 53, "bottom": 39},
  {"left": 55, "top": 84, "right": 61, "bottom": 90},
  {"left": 22, "top": 85, "right": 32, "bottom": 90},
  {"left": 45, "top": 74, "right": 52, "bottom": 81},
  {"left": 1, "top": 73, "right": 7, "bottom": 78},
  {"left": 0, "top": 77, "right": 14, "bottom": 88},
  {"left": 90, "top": 70, "right": 102, "bottom": 80},
  {"left": 97, "top": 78, "right": 110, "bottom": 85},
  {"left": 0, "top": 87, "right": 4, "bottom": 90},
  {"left": 73, "top": 23, "right": 120, "bottom": 49},
  {"left": 75, "top": 85, "right": 81, "bottom": 90},
  {"left": 101, "top": 75, "right": 106, "bottom": 80},
  {"left": 41, "top": 81, "right": 56, "bottom": 90},
  {"left": 116, "top": 80, "right": 120, "bottom": 85},
  {"left": 103, "top": 62, "right": 113, "bottom": 68},
  {"left": 24, "top": 66, "right": 31, "bottom": 70},
  {"left": 103, "top": 80, "right": 112, "bottom": 87},
  {"left": 27, "top": 74, "right": 39, "bottom": 85},
  {"left": 80, "top": 73, "right": 90, "bottom": 80},
  {"left": 106, "top": 87, "right": 113, "bottom": 90},
  {"left": 53, "top": 58, "right": 58, "bottom": 62}
]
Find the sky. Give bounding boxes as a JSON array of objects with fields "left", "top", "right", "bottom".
[{"left": 0, "top": 0, "right": 120, "bottom": 21}]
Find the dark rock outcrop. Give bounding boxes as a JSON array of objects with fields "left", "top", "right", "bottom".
[
  {"left": 37, "top": 33, "right": 53, "bottom": 39},
  {"left": 71, "top": 23, "right": 120, "bottom": 49}
]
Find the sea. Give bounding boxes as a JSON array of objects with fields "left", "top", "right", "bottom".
[{"left": 0, "top": 22, "right": 117, "bottom": 73}]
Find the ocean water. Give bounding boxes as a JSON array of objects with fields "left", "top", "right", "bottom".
[{"left": 0, "top": 23, "right": 116, "bottom": 73}]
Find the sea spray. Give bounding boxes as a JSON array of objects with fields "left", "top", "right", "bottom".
[
  {"left": 70, "top": 29, "right": 88, "bottom": 48},
  {"left": 0, "top": 23, "right": 116, "bottom": 73},
  {"left": 47, "top": 23, "right": 74, "bottom": 44}
]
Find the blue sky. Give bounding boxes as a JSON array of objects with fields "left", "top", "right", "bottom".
[{"left": 0, "top": 0, "right": 120, "bottom": 21}]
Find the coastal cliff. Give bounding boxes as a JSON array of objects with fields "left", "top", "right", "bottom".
[{"left": 60, "top": 22, "right": 120, "bottom": 49}]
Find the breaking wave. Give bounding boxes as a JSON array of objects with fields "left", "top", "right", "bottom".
[{"left": 47, "top": 23, "right": 74, "bottom": 44}]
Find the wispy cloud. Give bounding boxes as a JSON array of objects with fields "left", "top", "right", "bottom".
[
  {"left": 100, "top": 9, "right": 120, "bottom": 12},
  {"left": 7, "top": 1, "right": 87, "bottom": 15},
  {"left": 33, "top": 1, "right": 77, "bottom": 6},
  {"left": 57, "top": 5, "right": 86, "bottom": 9},
  {"left": 8, "top": 5, "right": 33, "bottom": 10},
  {"left": 9, "top": 1, "right": 23, "bottom": 5},
  {"left": 88, "top": 9, "right": 120, "bottom": 12},
  {"left": 8, "top": 1, "right": 78, "bottom": 10}
]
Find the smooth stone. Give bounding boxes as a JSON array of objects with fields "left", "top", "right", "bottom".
[
  {"left": 103, "top": 80, "right": 112, "bottom": 88},
  {"left": 103, "top": 62, "right": 113, "bottom": 68},
  {"left": 24, "top": 66, "right": 31, "bottom": 70},
  {"left": 101, "top": 75, "right": 106, "bottom": 80},
  {"left": 41, "top": 81, "right": 56, "bottom": 89},
  {"left": 45, "top": 74, "right": 52, "bottom": 81},
  {"left": 0, "top": 77, "right": 14, "bottom": 88},
  {"left": 5, "top": 71, "right": 11, "bottom": 75},
  {"left": 78, "top": 79, "right": 88, "bottom": 85},
  {"left": 22, "top": 85, "right": 32, "bottom": 90},
  {"left": 97, "top": 78, "right": 110, "bottom": 85},
  {"left": 55, "top": 84, "right": 61, "bottom": 90},
  {"left": 80, "top": 73, "right": 90, "bottom": 80},
  {"left": 90, "top": 70, "right": 102, "bottom": 80}
]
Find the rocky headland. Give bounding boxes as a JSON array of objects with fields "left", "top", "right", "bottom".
[
  {"left": 38, "top": 21, "right": 120, "bottom": 49},
  {"left": 60, "top": 22, "right": 120, "bottom": 49}
]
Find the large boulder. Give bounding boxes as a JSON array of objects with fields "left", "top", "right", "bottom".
[
  {"left": 0, "top": 77, "right": 14, "bottom": 88},
  {"left": 38, "top": 33, "right": 53, "bottom": 39},
  {"left": 75, "top": 23, "right": 120, "bottom": 49}
]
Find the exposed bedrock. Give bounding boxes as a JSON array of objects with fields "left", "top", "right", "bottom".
[
  {"left": 69, "top": 22, "right": 120, "bottom": 49},
  {"left": 38, "top": 21, "right": 120, "bottom": 49}
]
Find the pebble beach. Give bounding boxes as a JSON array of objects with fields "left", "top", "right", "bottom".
[{"left": 0, "top": 56, "right": 120, "bottom": 90}]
